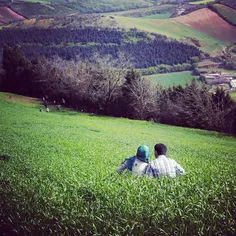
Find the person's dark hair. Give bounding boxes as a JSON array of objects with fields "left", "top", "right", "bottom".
[{"left": 154, "top": 143, "right": 167, "bottom": 155}]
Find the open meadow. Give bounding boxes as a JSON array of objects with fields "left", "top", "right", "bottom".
[
  {"left": 144, "top": 71, "right": 196, "bottom": 87},
  {"left": 0, "top": 92, "right": 236, "bottom": 235}
]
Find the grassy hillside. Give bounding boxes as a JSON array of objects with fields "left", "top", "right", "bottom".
[
  {"left": 0, "top": 92, "right": 236, "bottom": 235},
  {"left": 103, "top": 4, "right": 175, "bottom": 18},
  {"left": 0, "top": 6, "right": 25, "bottom": 23},
  {"left": 2, "top": 0, "right": 153, "bottom": 17},
  {"left": 175, "top": 8, "right": 236, "bottom": 44},
  {"left": 114, "top": 15, "right": 228, "bottom": 56},
  {"left": 144, "top": 71, "right": 196, "bottom": 86},
  {"left": 211, "top": 4, "right": 236, "bottom": 25}
]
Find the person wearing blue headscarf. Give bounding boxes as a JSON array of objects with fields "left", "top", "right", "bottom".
[{"left": 116, "top": 145, "right": 150, "bottom": 176}]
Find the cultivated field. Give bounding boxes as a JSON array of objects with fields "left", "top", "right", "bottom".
[
  {"left": 0, "top": 92, "right": 235, "bottom": 235},
  {"left": 0, "top": 7, "right": 25, "bottom": 24},
  {"left": 144, "top": 71, "right": 196, "bottom": 87},
  {"left": 113, "top": 15, "right": 228, "bottom": 56},
  {"left": 175, "top": 8, "right": 236, "bottom": 44}
]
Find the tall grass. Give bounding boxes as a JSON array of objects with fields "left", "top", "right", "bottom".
[{"left": 0, "top": 92, "right": 235, "bottom": 235}]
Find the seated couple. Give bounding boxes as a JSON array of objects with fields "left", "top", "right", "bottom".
[{"left": 116, "top": 144, "right": 185, "bottom": 178}]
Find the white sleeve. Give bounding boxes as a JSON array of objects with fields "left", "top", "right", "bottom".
[{"left": 174, "top": 161, "right": 185, "bottom": 175}]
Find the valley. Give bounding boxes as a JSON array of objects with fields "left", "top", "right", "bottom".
[{"left": 0, "top": 0, "right": 235, "bottom": 101}]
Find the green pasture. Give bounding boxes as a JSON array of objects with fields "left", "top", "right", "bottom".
[
  {"left": 0, "top": 92, "right": 235, "bottom": 235},
  {"left": 189, "top": 0, "right": 215, "bottom": 4},
  {"left": 114, "top": 16, "right": 228, "bottom": 56},
  {"left": 229, "top": 92, "right": 236, "bottom": 101},
  {"left": 213, "top": 4, "right": 236, "bottom": 25},
  {"left": 104, "top": 4, "right": 174, "bottom": 17},
  {"left": 144, "top": 71, "right": 196, "bottom": 87}
]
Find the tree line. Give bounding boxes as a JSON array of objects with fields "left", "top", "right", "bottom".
[
  {"left": 0, "top": 28, "right": 125, "bottom": 46},
  {"left": 1, "top": 45, "right": 235, "bottom": 135},
  {"left": 215, "top": 0, "right": 236, "bottom": 9},
  {"left": 0, "top": 27, "right": 201, "bottom": 71}
]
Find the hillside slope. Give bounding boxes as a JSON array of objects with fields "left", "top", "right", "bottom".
[
  {"left": 175, "top": 8, "right": 236, "bottom": 43},
  {"left": 0, "top": 92, "right": 235, "bottom": 235},
  {"left": 0, "top": 6, "right": 25, "bottom": 23},
  {"left": 3, "top": 0, "right": 153, "bottom": 18},
  {"left": 114, "top": 15, "right": 227, "bottom": 56},
  {"left": 211, "top": 4, "right": 236, "bottom": 26}
]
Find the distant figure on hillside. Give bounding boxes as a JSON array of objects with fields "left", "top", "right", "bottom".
[
  {"left": 46, "top": 107, "right": 50, "bottom": 112},
  {"left": 116, "top": 145, "right": 150, "bottom": 176},
  {"left": 42, "top": 97, "right": 48, "bottom": 109},
  {"left": 146, "top": 143, "right": 185, "bottom": 178},
  {"left": 57, "top": 104, "right": 61, "bottom": 110}
]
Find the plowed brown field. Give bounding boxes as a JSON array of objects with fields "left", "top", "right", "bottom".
[
  {"left": 0, "top": 7, "right": 25, "bottom": 24},
  {"left": 175, "top": 8, "right": 236, "bottom": 43}
]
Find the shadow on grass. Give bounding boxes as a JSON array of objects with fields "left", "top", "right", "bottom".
[{"left": 0, "top": 154, "right": 11, "bottom": 161}]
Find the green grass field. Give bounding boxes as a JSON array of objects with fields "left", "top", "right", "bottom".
[
  {"left": 144, "top": 71, "right": 196, "bottom": 87},
  {"left": 189, "top": 0, "right": 215, "bottom": 4},
  {"left": 213, "top": 4, "right": 236, "bottom": 25},
  {"left": 229, "top": 92, "right": 236, "bottom": 101},
  {"left": 0, "top": 92, "right": 235, "bottom": 235}
]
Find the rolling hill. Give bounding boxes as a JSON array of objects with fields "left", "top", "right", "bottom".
[
  {"left": 1, "top": 1, "right": 235, "bottom": 58},
  {"left": 0, "top": 0, "right": 153, "bottom": 18},
  {"left": 0, "top": 0, "right": 235, "bottom": 88},
  {"left": 113, "top": 15, "right": 228, "bottom": 56},
  {"left": 211, "top": 3, "right": 236, "bottom": 26},
  {"left": 0, "top": 6, "right": 25, "bottom": 24},
  {"left": 175, "top": 8, "right": 236, "bottom": 44},
  {"left": 112, "top": 5, "right": 236, "bottom": 56},
  {"left": 0, "top": 92, "right": 235, "bottom": 235}
]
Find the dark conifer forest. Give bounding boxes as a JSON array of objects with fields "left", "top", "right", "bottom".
[{"left": 0, "top": 27, "right": 201, "bottom": 69}]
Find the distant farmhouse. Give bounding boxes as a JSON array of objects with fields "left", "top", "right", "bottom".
[{"left": 201, "top": 70, "right": 236, "bottom": 91}]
